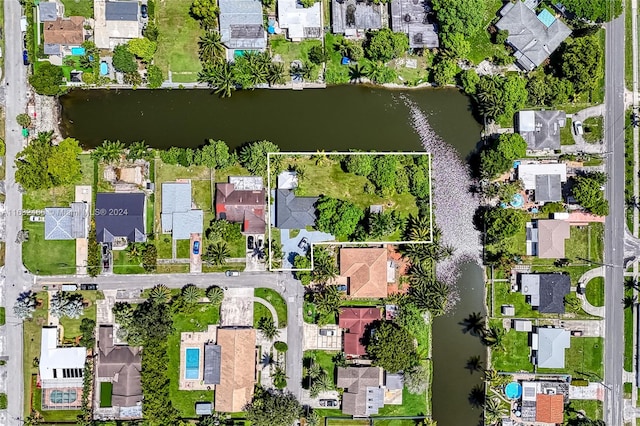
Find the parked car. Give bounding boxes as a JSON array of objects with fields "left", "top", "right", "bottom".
[
  {"left": 336, "top": 284, "right": 347, "bottom": 292},
  {"left": 29, "top": 215, "right": 44, "bottom": 222},
  {"left": 140, "top": 4, "right": 148, "bottom": 18},
  {"left": 193, "top": 241, "right": 200, "bottom": 255},
  {"left": 571, "top": 330, "right": 583, "bottom": 337},
  {"left": 225, "top": 270, "right": 240, "bottom": 277},
  {"left": 573, "top": 120, "right": 584, "bottom": 135},
  {"left": 61, "top": 284, "right": 77, "bottom": 291},
  {"left": 22, "top": 49, "right": 29, "bottom": 66},
  {"left": 257, "top": 237, "right": 263, "bottom": 248},
  {"left": 102, "top": 244, "right": 109, "bottom": 256},
  {"left": 247, "top": 236, "right": 254, "bottom": 250},
  {"left": 319, "top": 399, "right": 338, "bottom": 407},
  {"left": 319, "top": 329, "right": 335, "bottom": 336},
  {"left": 298, "top": 237, "right": 309, "bottom": 250},
  {"left": 22, "top": 34, "right": 27, "bottom": 50},
  {"left": 80, "top": 283, "right": 98, "bottom": 291}
]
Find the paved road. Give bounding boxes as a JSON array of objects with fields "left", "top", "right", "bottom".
[{"left": 603, "top": 12, "right": 627, "bottom": 426}]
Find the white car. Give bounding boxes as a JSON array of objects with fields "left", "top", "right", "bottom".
[
  {"left": 29, "top": 215, "right": 44, "bottom": 222},
  {"left": 573, "top": 120, "right": 584, "bottom": 135}
]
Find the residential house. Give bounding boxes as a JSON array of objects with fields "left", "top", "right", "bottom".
[
  {"left": 215, "top": 328, "right": 257, "bottom": 413},
  {"left": 204, "top": 343, "right": 222, "bottom": 385},
  {"left": 218, "top": 0, "right": 267, "bottom": 55},
  {"left": 339, "top": 307, "right": 381, "bottom": 356},
  {"left": 43, "top": 16, "right": 86, "bottom": 58},
  {"left": 532, "top": 328, "right": 571, "bottom": 368},
  {"left": 161, "top": 182, "right": 203, "bottom": 240},
  {"left": 278, "top": 0, "right": 322, "bottom": 41},
  {"left": 44, "top": 202, "right": 88, "bottom": 240},
  {"left": 94, "top": 0, "right": 140, "bottom": 49},
  {"left": 336, "top": 366, "right": 384, "bottom": 416},
  {"left": 495, "top": 1, "right": 571, "bottom": 71},
  {"left": 520, "top": 381, "right": 568, "bottom": 424},
  {"left": 215, "top": 177, "right": 266, "bottom": 234},
  {"left": 39, "top": 327, "right": 86, "bottom": 409},
  {"left": 390, "top": 0, "right": 438, "bottom": 48},
  {"left": 525, "top": 219, "right": 570, "bottom": 258},
  {"left": 38, "top": 2, "right": 59, "bottom": 22},
  {"left": 95, "top": 193, "right": 146, "bottom": 248},
  {"left": 519, "top": 273, "right": 570, "bottom": 313},
  {"left": 331, "top": 0, "right": 383, "bottom": 36},
  {"left": 339, "top": 248, "right": 390, "bottom": 298},
  {"left": 535, "top": 393, "right": 564, "bottom": 424},
  {"left": 275, "top": 189, "right": 318, "bottom": 229},
  {"left": 516, "top": 110, "right": 567, "bottom": 152},
  {"left": 97, "top": 326, "right": 143, "bottom": 411},
  {"left": 517, "top": 162, "right": 567, "bottom": 203}
]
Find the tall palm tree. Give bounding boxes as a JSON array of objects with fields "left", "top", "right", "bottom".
[
  {"left": 482, "top": 324, "right": 505, "bottom": 348},
  {"left": 149, "top": 284, "right": 171, "bottom": 304},
  {"left": 349, "top": 63, "right": 366, "bottom": 83},
  {"left": 126, "top": 243, "right": 142, "bottom": 262},
  {"left": 465, "top": 355, "right": 483, "bottom": 374},
  {"left": 126, "top": 141, "right": 151, "bottom": 161},
  {"left": 468, "top": 384, "right": 485, "bottom": 409},
  {"left": 272, "top": 364, "right": 288, "bottom": 389},
  {"left": 257, "top": 316, "right": 280, "bottom": 340},
  {"left": 459, "top": 312, "right": 486, "bottom": 337},
  {"left": 204, "top": 242, "right": 230, "bottom": 266},
  {"left": 484, "top": 398, "right": 506, "bottom": 425},
  {"left": 181, "top": 284, "right": 201, "bottom": 304},
  {"left": 92, "top": 140, "right": 125, "bottom": 163},
  {"left": 199, "top": 62, "right": 236, "bottom": 98},
  {"left": 623, "top": 294, "right": 637, "bottom": 309},
  {"left": 365, "top": 61, "right": 388, "bottom": 84},
  {"left": 314, "top": 285, "right": 343, "bottom": 317},
  {"left": 625, "top": 277, "right": 640, "bottom": 291},
  {"left": 305, "top": 362, "right": 323, "bottom": 382},
  {"left": 267, "top": 62, "right": 285, "bottom": 86},
  {"left": 198, "top": 31, "right": 225, "bottom": 64},
  {"left": 206, "top": 286, "right": 224, "bottom": 305}
]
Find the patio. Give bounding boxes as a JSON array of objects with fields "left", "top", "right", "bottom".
[{"left": 179, "top": 325, "right": 217, "bottom": 391}]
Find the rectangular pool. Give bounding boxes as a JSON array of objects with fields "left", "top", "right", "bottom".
[{"left": 185, "top": 347, "right": 200, "bottom": 379}]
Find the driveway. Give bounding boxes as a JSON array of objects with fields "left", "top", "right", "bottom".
[
  {"left": 303, "top": 323, "right": 342, "bottom": 351},
  {"left": 220, "top": 287, "right": 254, "bottom": 327},
  {"left": 280, "top": 229, "right": 334, "bottom": 269}
]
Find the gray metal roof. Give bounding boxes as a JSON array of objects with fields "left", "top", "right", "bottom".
[
  {"left": 44, "top": 203, "right": 87, "bottom": 240},
  {"left": 384, "top": 372, "right": 404, "bottom": 390},
  {"left": 364, "top": 386, "right": 384, "bottom": 415},
  {"left": 203, "top": 344, "right": 221, "bottom": 385},
  {"left": 537, "top": 328, "right": 570, "bottom": 368},
  {"left": 195, "top": 402, "right": 213, "bottom": 415},
  {"left": 219, "top": 0, "right": 267, "bottom": 50},
  {"left": 390, "top": 0, "right": 439, "bottom": 48},
  {"left": 496, "top": 1, "right": 571, "bottom": 70},
  {"left": 535, "top": 174, "right": 562, "bottom": 202},
  {"left": 517, "top": 110, "right": 566, "bottom": 151},
  {"left": 332, "top": 0, "right": 383, "bottom": 33},
  {"left": 161, "top": 182, "right": 193, "bottom": 233},
  {"left": 105, "top": 1, "right": 139, "bottom": 21},
  {"left": 275, "top": 189, "right": 318, "bottom": 229},
  {"left": 173, "top": 210, "right": 204, "bottom": 240},
  {"left": 39, "top": 2, "right": 58, "bottom": 22}
]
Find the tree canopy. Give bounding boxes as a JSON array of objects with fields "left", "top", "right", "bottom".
[
  {"left": 244, "top": 388, "right": 303, "bottom": 426},
  {"left": 127, "top": 38, "right": 157, "bottom": 63},
  {"left": 315, "top": 196, "right": 364, "bottom": 239},
  {"left": 571, "top": 172, "right": 609, "bottom": 216},
  {"left": 432, "top": 0, "right": 485, "bottom": 38},
  {"left": 239, "top": 140, "right": 280, "bottom": 176},
  {"left": 366, "top": 321, "right": 417, "bottom": 373},
  {"left": 483, "top": 207, "right": 525, "bottom": 244},
  {"left": 475, "top": 74, "right": 528, "bottom": 124},
  {"left": 28, "top": 62, "right": 64, "bottom": 96},
  {"left": 112, "top": 44, "right": 138, "bottom": 73},
  {"left": 364, "top": 28, "right": 409, "bottom": 62},
  {"left": 559, "top": 35, "right": 603, "bottom": 96},
  {"left": 495, "top": 133, "right": 527, "bottom": 161},
  {"left": 560, "top": 0, "right": 621, "bottom": 22},
  {"left": 200, "top": 139, "right": 232, "bottom": 168},
  {"left": 190, "top": 0, "right": 219, "bottom": 29}
]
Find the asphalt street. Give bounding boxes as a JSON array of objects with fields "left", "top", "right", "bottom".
[{"left": 603, "top": 12, "right": 627, "bottom": 426}]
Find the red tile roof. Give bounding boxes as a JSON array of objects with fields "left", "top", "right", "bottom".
[
  {"left": 535, "top": 394, "right": 564, "bottom": 424},
  {"left": 339, "top": 248, "right": 388, "bottom": 298},
  {"left": 339, "top": 308, "right": 381, "bottom": 356},
  {"left": 215, "top": 183, "right": 266, "bottom": 234}
]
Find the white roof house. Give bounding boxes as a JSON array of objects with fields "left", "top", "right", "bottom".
[
  {"left": 277, "top": 0, "right": 322, "bottom": 41},
  {"left": 93, "top": 0, "right": 140, "bottom": 49},
  {"left": 40, "top": 327, "right": 87, "bottom": 388},
  {"left": 161, "top": 182, "right": 204, "bottom": 240},
  {"left": 517, "top": 163, "right": 567, "bottom": 190}
]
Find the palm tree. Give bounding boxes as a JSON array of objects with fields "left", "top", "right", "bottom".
[
  {"left": 305, "top": 362, "right": 323, "bottom": 383},
  {"left": 198, "top": 31, "right": 225, "bottom": 64},
  {"left": 199, "top": 61, "right": 236, "bottom": 98},
  {"left": 482, "top": 324, "right": 505, "bottom": 348},
  {"left": 267, "top": 62, "right": 285, "bottom": 86},
  {"left": 314, "top": 285, "right": 343, "bottom": 317},
  {"left": 272, "top": 364, "right": 288, "bottom": 389},
  {"left": 623, "top": 294, "right": 638, "bottom": 308},
  {"left": 92, "top": 140, "right": 125, "bottom": 163},
  {"left": 181, "top": 284, "right": 201, "bottom": 304},
  {"left": 468, "top": 384, "right": 485, "bottom": 408},
  {"left": 149, "top": 284, "right": 171, "bottom": 304},
  {"left": 484, "top": 398, "right": 506, "bottom": 425},
  {"left": 290, "top": 61, "right": 313, "bottom": 81},
  {"left": 252, "top": 245, "right": 265, "bottom": 260},
  {"left": 349, "top": 63, "right": 366, "bottom": 83},
  {"left": 484, "top": 369, "right": 507, "bottom": 388},
  {"left": 335, "top": 37, "right": 350, "bottom": 57},
  {"left": 365, "top": 61, "right": 388, "bottom": 84},
  {"left": 313, "top": 250, "right": 338, "bottom": 284},
  {"left": 206, "top": 286, "right": 224, "bottom": 305},
  {"left": 459, "top": 312, "right": 486, "bottom": 337},
  {"left": 316, "top": 372, "right": 334, "bottom": 391},
  {"left": 126, "top": 141, "right": 151, "bottom": 161},
  {"left": 261, "top": 352, "right": 276, "bottom": 369},
  {"left": 625, "top": 278, "right": 640, "bottom": 291},
  {"left": 126, "top": 243, "right": 142, "bottom": 262},
  {"left": 203, "top": 242, "right": 230, "bottom": 266},
  {"left": 409, "top": 279, "right": 450, "bottom": 316},
  {"left": 465, "top": 355, "right": 483, "bottom": 374},
  {"left": 257, "top": 316, "right": 280, "bottom": 340}
]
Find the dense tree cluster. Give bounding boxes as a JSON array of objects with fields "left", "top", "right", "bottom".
[
  {"left": 570, "top": 171, "right": 609, "bottom": 216},
  {"left": 366, "top": 321, "right": 417, "bottom": 372},
  {"left": 50, "top": 291, "right": 84, "bottom": 319},
  {"left": 475, "top": 74, "right": 528, "bottom": 124},
  {"left": 483, "top": 207, "right": 526, "bottom": 244},
  {"left": 15, "top": 133, "right": 82, "bottom": 190},
  {"left": 558, "top": 35, "right": 604, "bottom": 96},
  {"left": 561, "top": 0, "right": 621, "bottom": 22},
  {"left": 112, "top": 44, "right": 138, "bottom": 73},
  {"left": 364, "top": 28, "right": 409, "bottom": 62},
  {"left": 28, "top": 62, "right": 64, "bottom": 95},
  {"left": 480, "top": 133, "right": 527, "bottom": 179},
  {"left": 315, "top": 195, "right": 364, "bottom": 239},
  {"left": 159, "top": 139, "right": 234, "bottom": 168},
  {"left": 238, "top": 140, "right": 280, "bottom": 176},
  {"left": 13, "top": 291, "right": 37, "bottom": 319},
  {"left": 244, "top": 388, "right": 303, "bottom": 426},
  {"left": 127, "top": 38, "right": 157, "bottom": 63}
]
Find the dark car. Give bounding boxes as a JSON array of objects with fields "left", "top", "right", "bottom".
[
  {"left": 22, "top": 34, "right": 27, "bottom": 50},
  {"left": 80, "top": 284, "right": 98, "bottom": 291},
  {"left": 247, "top": 236, "right": 254, "bottom": 250},
  {"left": 22, "top": 49, "right": 29, "bottom": 66},
  {"left": 298, "top": 237, "right": 309, "bottom": 250},
  {"left": 193, "top": 241, "right": 200, "bottom": 255},
  {"left": 319, "top": 399, "right": 338, "bottom": 407},
  {"left": 141, "top": 4, "right": 148, "bottom": 18}
]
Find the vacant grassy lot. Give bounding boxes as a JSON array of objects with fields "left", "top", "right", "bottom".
[
  {"left": 491, "top": 328, "right": 532, "bottom": 372},
  {"left": 466, "top": 0, "right": 506, "bottom": 64},
  {"left": 585, "top": 277, "right": 604, "bottom": 307},
  {"left": 583, "top": 116, "right": 604, "bottom": 144},
  {"left": 23, "top": 292, "right": 48, "bottom": 416},
  {"left": 167, "top": 303, "right": 220, "bottom": 417},
  {"left": 155, "top": 0, "right": 202, "bottom": 81},
  {"left": 60, "top": 0, "right": 93, "bottom": 17},
  {"left": 255, "top": 288, "right": 287, "bottom": 327},
  {"left": 539, "top": 337, "right": 603, "bottom": 379},
  {"left": 22, "top": 220, "right": 76, "bottom": 275},
  {"left": 270, "top": 35, "right": 322, "bottom": 81}
]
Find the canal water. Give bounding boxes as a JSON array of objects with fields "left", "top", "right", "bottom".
[{"left": 60, "top": 86, "right": 486, "bottom": 425}]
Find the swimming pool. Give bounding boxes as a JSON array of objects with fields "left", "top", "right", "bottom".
[
  {"left": 71, "top": 47, "right": 86, "bottom": 56},
  {"left": 185, "top": 347, "right": 200, "bottom": 379}
]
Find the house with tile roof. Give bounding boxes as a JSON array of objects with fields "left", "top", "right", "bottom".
[
  {"left": 339, "top": 307, "right": 381, "bottom": 356},
  {"left": 535, "top": 393, "right": 564, "bottom": 424},
  {"left": 215, "top": 179, "right": 266, "bottom": 234},
  {"left": 43, "top": 16, "right": 85, "bottom": 57},
  {"left": 339, "top": 248, "right": 390, "bottom": 298},
  {"left": 215, "top": 328, "right": 257, "bottom": 412},
  {"left": 337, "top": 366, "right": 384, "bottom": 416}
]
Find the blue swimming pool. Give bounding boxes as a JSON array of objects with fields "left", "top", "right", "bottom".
[
  {"left": 100, "top": 62, "right": 108, "bottom": 75},
  {"left": 71, "top": 47, "right": 86, "bottom": 56},
  {"left": 505, "top": 382, "right": 522, "bottom": 399},
  {"left": 185, "top": 348, "right": 200, "bottom": 379}
]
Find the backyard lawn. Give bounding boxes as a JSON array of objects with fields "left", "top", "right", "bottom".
[
  {"left": 155, "top": 0, "right": 202, "bottom": 81},
  {"left": 59, "top": 291, "right": 103, "bottom": 340},
  {"left": 585, "top": 277, "right": 604, "bottom": 307},
  {"left": 167, "top": 303, "right": 220, "bottom": 417},
  {"left": 491, "top": 328, "right": 533, "bottom": 372},
  {"left": 270, "top": 36, "right": 322, "bottom": 81},
  {"left": 60, "top": 0, "right": 93, "bottom": 17},
  {"left": 375, "top": 388, "right": 428, "bottom": 419},
  {"left": 466, "top": 0, "right": 506, "bottom": 64},
  {"left": 539, "top": 337, "right": 604, "bottom": 379},
  {"left": 255, "top": 288, "right": 287, "bottom": 327}
]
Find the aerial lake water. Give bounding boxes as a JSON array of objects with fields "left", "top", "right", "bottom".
[{"left": 60, "top": 86, "right": 486, "bottom": 425}]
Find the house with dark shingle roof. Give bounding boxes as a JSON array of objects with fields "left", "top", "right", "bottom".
[
  {"left": 517, "top": 110, "right": 567, "bottom": 152},
  {"left": 519, "top": 273, "right": 570, "bottom": 314},
  {"left": 275, "top": 189, "right": 318, "bottom": 229},
  {"left": 95, "top": 193, "right": 146, "bottom": 247},
  {"left": 337, "top": 366, "right": 384, "bottom": 416},
  {"left": 39, "top": 2, "right": 58, "bottom": 22}
]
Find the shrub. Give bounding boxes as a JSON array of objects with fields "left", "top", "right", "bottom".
[{"left": 274, "top": 341, "right": 288, "bottom": 352}]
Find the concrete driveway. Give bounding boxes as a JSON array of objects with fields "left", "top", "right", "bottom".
[
  {"left": 280, "top": 229, "right": 334, "bottom": 269},
  {"left": 220, "top": 287, "right": 254, "bottom": 327}
]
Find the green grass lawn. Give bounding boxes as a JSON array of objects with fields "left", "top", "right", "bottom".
[
  {"left": 560, "top": 117, "right": 575, "bottom": 145},
  {"left": 214, "top": 163, "right": 251, "bottom": 183},
  {"left": 112, "top": 250, "right": 145, "bottom": 274},
  {"left": 625, "top": 382, "right": 633, "bottom": 398},
  {"left": 59, "top": 291, "right": 103, "bottom": 340},
  {"left": 100, "top": 382, "right": 113, "bottom": 407},
  {"left": 0, "top": 307, "right": 5, "bottom": 326},
  {"left": 566, "top": 400, "right": 603, "bottom": 421},
  {"left": 23, "top": 293, "right": 48, "bottom": 416},
  {"left": 625, "top": 287, "right": 634, "bottom": 371},
  {"left": 375, "top": 388, "right": 427, "bottom": 419},
  {"left": 539, "top": 337, "right": 603, "bottom": 379},
  {"left": 626, "top": 0, "right": 633, "bottom": 90},
  {"left": 582, "top": 116, "right": 604, "bottom": 143},
  {"left": 466, "top": 0, "right": 506, "bottom": 64},
  {"left": 156, "top": 235, "right": 173, "bottom": 259},
  {"left": 626, "top": 108, "right": 634, "bottom": 231},
  {"left": 60, "top": 0, "right": 93, "bottom": 17},
  {"left": 563, "top": 224, "right": 604, "bottom": 263},
  {"left": 176, "top": 239, "right": 190, "bottom": 259},
  {"left": 255, "top": 288, "right": 287, "bottom": 327},
  {"left": 167, "top": 303, "right": 220, "bottom": 417},
  {"left": 491, "top": 328, "right": 533, "bottom": 372},
  {"left": 155, "top": 0, "right": 202, "bottom": 80},
  {"left": 270, "top": 36, "right": 322, "bottom": 81},
  {"left": 22, "top": 221, "right": 76, "bottom": 275},
  {"left": 0, "top": 393, "right": 6, "bottom": 409},
  {"left": 585, "top": 277, "right": 604, "bottom": 307},
  {"left": 304, "top": 350, "right": 338, "bottom": 385},
  {"left": 253, "top": 300, "right": 272, "bottom": 328}
]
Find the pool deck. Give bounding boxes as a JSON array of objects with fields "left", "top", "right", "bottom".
[{"left": 179, "top": 325, "right": 218, "bottom": 390}]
